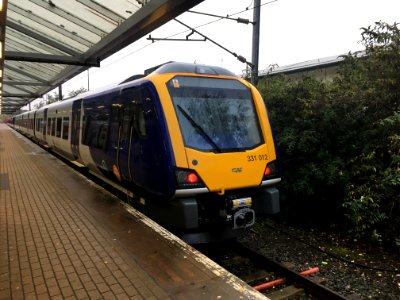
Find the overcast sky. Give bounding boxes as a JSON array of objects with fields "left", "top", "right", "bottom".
[{"left": 58, "top": 0, "right": 400, "bottom": 96}]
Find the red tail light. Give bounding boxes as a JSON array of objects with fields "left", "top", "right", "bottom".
[
  {"left": 175, "top": 168, "right": 205, "bottom": 189},
  {"left": 264, "top": 166, "right": 271, "bottom": 176},
  {"left": 263, "top": 160, "right": 279, "bottom": 180},
  {"left": 187, "top": 173, "right": 198, "bottom": 183}
]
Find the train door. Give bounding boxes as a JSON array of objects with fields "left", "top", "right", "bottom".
[
  {"left": 109, "top": 87, "right": 147, "bottom": 184},
  {"left": 71, "top": 99, "right": 82, "bottom": 159},
  {"left": 118, "top": 97, "right": 134, "bottom": 181},
  {"left": 108, "top": 95, "right": 123, "bottom": 181},
  {"left": 108, "top": 85, "right": 171, "bottom": 195}
]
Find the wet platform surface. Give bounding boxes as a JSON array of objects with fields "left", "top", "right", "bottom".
[{"left": 0, "top": 123, "right": 267, "bottom": 300}]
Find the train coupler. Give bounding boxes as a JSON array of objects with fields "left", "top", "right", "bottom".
[
  {"left": 224, "top": 197, "right": 256, "bottom": 229},
  {"left": 233, "top": 207, "right": 255, "bottom": 229}
]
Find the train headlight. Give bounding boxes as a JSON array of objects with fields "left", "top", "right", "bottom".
[
  {"left": 175, "top": 168, "right": 205, "bottom": 189},
  {"left": 231, "top": 197, "right": 252, "bottom": 209}
]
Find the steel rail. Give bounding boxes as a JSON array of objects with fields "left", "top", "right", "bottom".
[{"left": 234, "top": 243, "right": 349, "bottom": 300}]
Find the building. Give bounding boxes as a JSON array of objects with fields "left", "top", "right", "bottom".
[{"left": 258, "top": 51, "right": 365, "bottom": 82}]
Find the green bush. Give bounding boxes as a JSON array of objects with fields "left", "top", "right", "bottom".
[{"left": 259, "top": 22, "right": 400, "bottom": 241}]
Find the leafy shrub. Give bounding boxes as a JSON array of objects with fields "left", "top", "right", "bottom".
[{"left": 259, "top": 22, "right": 400, "bottom": 241}]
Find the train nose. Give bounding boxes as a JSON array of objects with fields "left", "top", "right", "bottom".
[{"left": 233, "top": 208, "right": 255, "bottom": 229}]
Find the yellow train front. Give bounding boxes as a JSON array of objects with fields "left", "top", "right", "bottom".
[{"left": 142, "top": 62, "right": 281, "bottom": 243}]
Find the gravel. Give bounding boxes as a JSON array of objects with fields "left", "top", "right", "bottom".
[{"left": 238, "top": 217, "right": 400, "bottom": 299}]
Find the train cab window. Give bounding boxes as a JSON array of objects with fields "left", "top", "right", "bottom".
[
  {"left": 56, "top": 118, "right": 62, "bottom": 138},
  {"left": 168, "top": 76, "right": 263, "bottom": 152},
  {"left": 62, "top": 117, "right": 69, "bottom": 140},
  {"left": 51, "top": 118, "right": 56, "bottom": 136}
]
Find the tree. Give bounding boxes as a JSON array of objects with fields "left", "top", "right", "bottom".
[
  {"left": 68, "top": 87, "right": 87, "bottom": 98},
  {"left": 34, "top": 100, "right": 46, "bottom": 109},
  {"left": 258, "top": 75, "right": 345, "bottom": 224},
  {"left": 258, "top": 21, "right": 400, "bottom": 241},
  {"left": 46, "top": 92, "right": 59, "bottom": 104},
  {"left": 338, "top": 22, "right": 400, "bottom": 239},
  {"left": 43, "top": 87, "right": 88, "bottom": 106}
]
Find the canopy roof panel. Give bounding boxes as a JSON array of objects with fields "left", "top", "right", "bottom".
[{"left": 0, "top": 0, "right": 203, "bottom": 115}]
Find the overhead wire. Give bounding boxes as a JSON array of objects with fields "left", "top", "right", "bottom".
[
  {"left": 63, "top": 0, "right": 278, "bottom": 90},
  {"left": 247, "top": 0, "right": 255, "bottom": 10}
]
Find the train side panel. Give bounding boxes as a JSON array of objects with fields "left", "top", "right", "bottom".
[
  {"left": 34, "top": 108, "right": 46, "bottom": 144},
  {"left": 46, "top": 101, "right": 74, "bottom": 160},
  {"left": 79, "top": 81, "right": 176, "bottom": 198}
]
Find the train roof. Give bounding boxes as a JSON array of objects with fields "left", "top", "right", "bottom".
[
  {"left": 23, "top": 62, "right": 238, "bottom": 115},
  {"left": 150, "top": 62, "right": 237, "bottom": 77},
  {"left": 119, "top": 62, "right": 238, "bottom": 85}
]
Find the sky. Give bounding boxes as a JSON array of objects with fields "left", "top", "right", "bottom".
[{"left": 48, "top": 0, "right": 400, "bottom": 100}]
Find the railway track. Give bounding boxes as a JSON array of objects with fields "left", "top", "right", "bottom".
[
  {"left": 195, "top": 241, "right": 348, "bottom": 300},
  {"left": 43, "top": 146, "right": 348, "bottom": 299}
]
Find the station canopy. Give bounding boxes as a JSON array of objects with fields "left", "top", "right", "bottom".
[{"left": 0, "top": 0, "right": 203, "bottom": 115}]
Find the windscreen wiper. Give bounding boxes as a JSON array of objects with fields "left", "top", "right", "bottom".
[{"left": 177, "top": 105, "right": 222, "bottom": 153}]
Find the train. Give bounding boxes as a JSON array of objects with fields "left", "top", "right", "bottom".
[{"left": 11, "top": 62, "right": 281, "bottom": 243}]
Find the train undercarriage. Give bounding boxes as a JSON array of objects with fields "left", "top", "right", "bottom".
[{"left": 130, "top": 186, "right": 280, "bottom": 244}]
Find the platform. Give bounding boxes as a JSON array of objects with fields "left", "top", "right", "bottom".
[{"left": 0, "top": 122, "right": 267, "bottom": 300}]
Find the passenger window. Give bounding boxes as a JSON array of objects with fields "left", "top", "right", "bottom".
[
  {"left": 96, "top": 124, "right": 108, "bottom": 149},
  {"left": 119, "top": 88, "right": 148, "bottom": 141},
  {"left": 51, "top": 118, "right": 56, "bottom": 136},
  {"left": 62, "top": 117, "right": 69, "bottom": 140},
  {"left": 134, "top": 106, "right": 147, "bottom": 138},
  {"left": 42, "top": 119, "right": 47, "bottom": 135},
  {"left": 56, "top": 118, "right": 62, "bottom": 138},
  {"left": 47, "top": 118, "right": 51, "bottom": 135},
  {"left": 82, "top": 115, "right": 92, "bottom": 145},
  {"left": 82, "top": 111, "right": 108, "bottom": 148}
]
